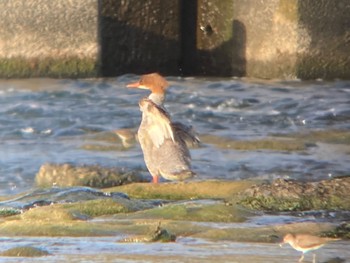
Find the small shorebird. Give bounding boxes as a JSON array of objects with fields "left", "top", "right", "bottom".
[{"left": 281, "top": 233, "right": 340, "bottom": 262}]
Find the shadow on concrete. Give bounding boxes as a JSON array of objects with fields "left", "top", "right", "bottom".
[
  {"left": 98, "top": 0, "right": 246, "bottom": 77},
  {"left": 193, "top": 19, "right": 246, "bottom": 77},
  {"left": 98, "top": 0, "right": 181, "bottom": 77},
  {"left": 297, "top": 0, "right": 350, "bottom": 79}
]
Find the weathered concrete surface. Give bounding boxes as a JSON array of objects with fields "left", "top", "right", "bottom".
[
  {"left": 195, "top": 0, "right": 350, "bottom": 79},
  {"left": 0, "top": 0, "right": 98, "bottom": 77},
  {"left": 99, "top": 0, "right": 181, "bottom": 76},
  {"left": 0, "top": 0, "right": 349, "bottom": 79}
]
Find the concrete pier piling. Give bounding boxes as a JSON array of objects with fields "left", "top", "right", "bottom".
[{"left": 0, "top": 0, "right": 349, "bottom": 79}]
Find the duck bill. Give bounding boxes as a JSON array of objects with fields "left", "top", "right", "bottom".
[{"left": 126, "top": 82, "right": 148, "bottom": 90}]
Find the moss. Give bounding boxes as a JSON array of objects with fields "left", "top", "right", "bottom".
[
  {"left": 238, "top": 194, "right": 350, "bottom": 212},
  {"left": 21, "top": 205, "right": 78, "bottom": 221},
  {"left": 304, "top": 130, "right": 350, "bottom": 144},
  {"left": 0, "top": 246, "right": 50, "bottom": 257},
  {"left": 0, "top": 56, "right": 97, "bottom": 78},
  {"left": 61, "top": 199, "right": 128, "bottom": 217},
  {"left": 0, "top": 219, "right": 118, "bottom": 236},
  {"left": 200, "top": 134, "right": 306, "bottom": 151},
  {"left": 105, "top": 180, "right": 260, "bottom": 200},
  {"left": 0, "top": 208, "right": 22, "bottom": 217},
  {"left": 119, "top": 202, "right": 252, "bottom": 223}
]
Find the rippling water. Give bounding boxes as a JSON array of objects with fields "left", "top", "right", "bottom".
[{"left": 0, "top": 76, "right": 349, "bottom": 196}]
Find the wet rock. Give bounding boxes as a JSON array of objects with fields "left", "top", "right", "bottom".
[
  {"left": 122, "top": 222, "right": 176, "bottom": 243},
  {"left": 106, "top": 180, "right": 259, "bottom": 200},
  {"left": 238, "top": 177, "right": 350, "bottom": 211},
  {"left": 0, "top": 187, "right": 165, "bottom": 216},
  {"left": 0, "top": 246, "right": 50, "bottom": 257},
  {"left": 115, "top": 199, "right": 253, "bottom": 223},
  {"left": 35, "top": 163, "right": 147, "bottom": 188},
  {"left": 200, "top": 134, "right": 306, "bottom": 151}
]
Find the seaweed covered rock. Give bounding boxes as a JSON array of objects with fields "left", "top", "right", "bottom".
[
  {"left": 0, "top": 186, "right": 166, "bottom": 218},
  {"left": 0, "top": 246, "right": 50, "bottom": 257},
  {"left": 238, "top": 177, "right": 350, "bottom": 211},
  {"left": 35, "top": 163, "right": 147, "bottom": 188},
  {"left": 122, "top": 222, "right": 176, "bottom": 243}
]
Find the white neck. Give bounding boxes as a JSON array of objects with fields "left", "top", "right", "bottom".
[{"left": 149, "top": 92, "right": 165, "bottom": 106}]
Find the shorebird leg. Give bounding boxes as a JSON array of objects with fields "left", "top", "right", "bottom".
[
  {"left": 299, "top": 253, "right": 304, "bottom": 262},
  {"left": 312, "top": 253, "right": 316, "bottom": 263}
]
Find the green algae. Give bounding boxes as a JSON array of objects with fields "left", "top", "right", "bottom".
[
  {"left": 237, "top": 178, "right": 350, "bottom": 211},
  {"left": 291, "top": 130, "right": 350, "bottom": 145},
  {"left": 0, "top": 246, "right": 50, "bottom": 257},
  {"left": 200, "top": 134, "right": 306, "bottom": 151},
  {"left": 201, "top": 130, "right": 350, "bottom": 153},
  {"left": 0, "top": 221, "right": 116, "bottom": 237},
  {"left": 116, "top": 201, "right": 253, "bottom": 223},
  {"left": 237, "top": 195, "right": 347, "bottom": 211},
  {"left": 0, "top": 178, "right": 346, "bottom": 241},
  {"left": 1, "top": 205, "right": 115, "bottom": 236},
  {"left": 61, "top": 199, "right": 128, "bottom": 217},
  {"left": 0, "top": 208, "right": 21, "bottom": 217},
  {"left": 0, "top": 56, "right": 97, "bottom": 78},
  {"left": 35, "top": 163, "right": 145, "bottom": 188},
  {"left": 105, "top": 180, "right": 260, "bottom": 200}
]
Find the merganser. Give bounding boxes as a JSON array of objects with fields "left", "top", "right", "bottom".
[
  {"left": 281, "top": 233, "right": 340, "bottom": 262},
  {"left": 127, "top": 73, "right": 198, "bottom": 183},
  {"left": 137, "top": 98, "right": 195, "bottom": 183},
  {"left": 127, "top": 73, "right": 200, "bottom": 146}
]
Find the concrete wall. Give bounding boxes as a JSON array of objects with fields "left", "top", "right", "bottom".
[
  {"left": 194, "top": 0, "right": 349, "bottom": 79},
  {"left": 0, "top": 0, "right": 349, "bottom": 79},
  {"left": 0, "top": 0, "right": 99, "bottom": 77}
]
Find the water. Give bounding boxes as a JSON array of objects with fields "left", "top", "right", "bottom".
[
  {"left": 0, "top": 76, "right": 349, "bottom": 262},
  {"left": 0, "top": 76, "right": 349, "bottom": 195},
  {"left": 1, "top": 236, "right": 349, "bottom": 262}
]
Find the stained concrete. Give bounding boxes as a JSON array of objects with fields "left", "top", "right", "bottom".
[
  {"left": 0, "top": 0, "right": 99, "bottom": 77},
  {"left": 0, "top": 0, "right": 349, "bottom": 79}
]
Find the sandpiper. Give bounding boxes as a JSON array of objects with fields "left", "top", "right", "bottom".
[{"left": 281, "top": 233, "right": 340, "bottom": 262}]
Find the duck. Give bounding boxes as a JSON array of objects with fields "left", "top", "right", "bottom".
[
  {"left": 127, "top": 73, "right": 198, "bottom": 183},
  {"left": 127, "top": 73, "right": 200, "bottom": 147},
  {"left": 137, "top": 97, "right": 195, "bottom": 183}
]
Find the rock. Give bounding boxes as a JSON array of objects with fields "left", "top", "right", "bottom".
[
  {"left": 121, "top": 222, "right": 176, "bottom": 243},
  {"left": 238, "top": 177, "right": 350, "bottom": 211},
  {"left": 0, "top": 186, "right": 166, "bottom": 215},
  {"left": 0, "top": 246, "right": 50, "bottom": 257},
  {"left": 35, "top": 163, "right": 147, "bottom": 188}
]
